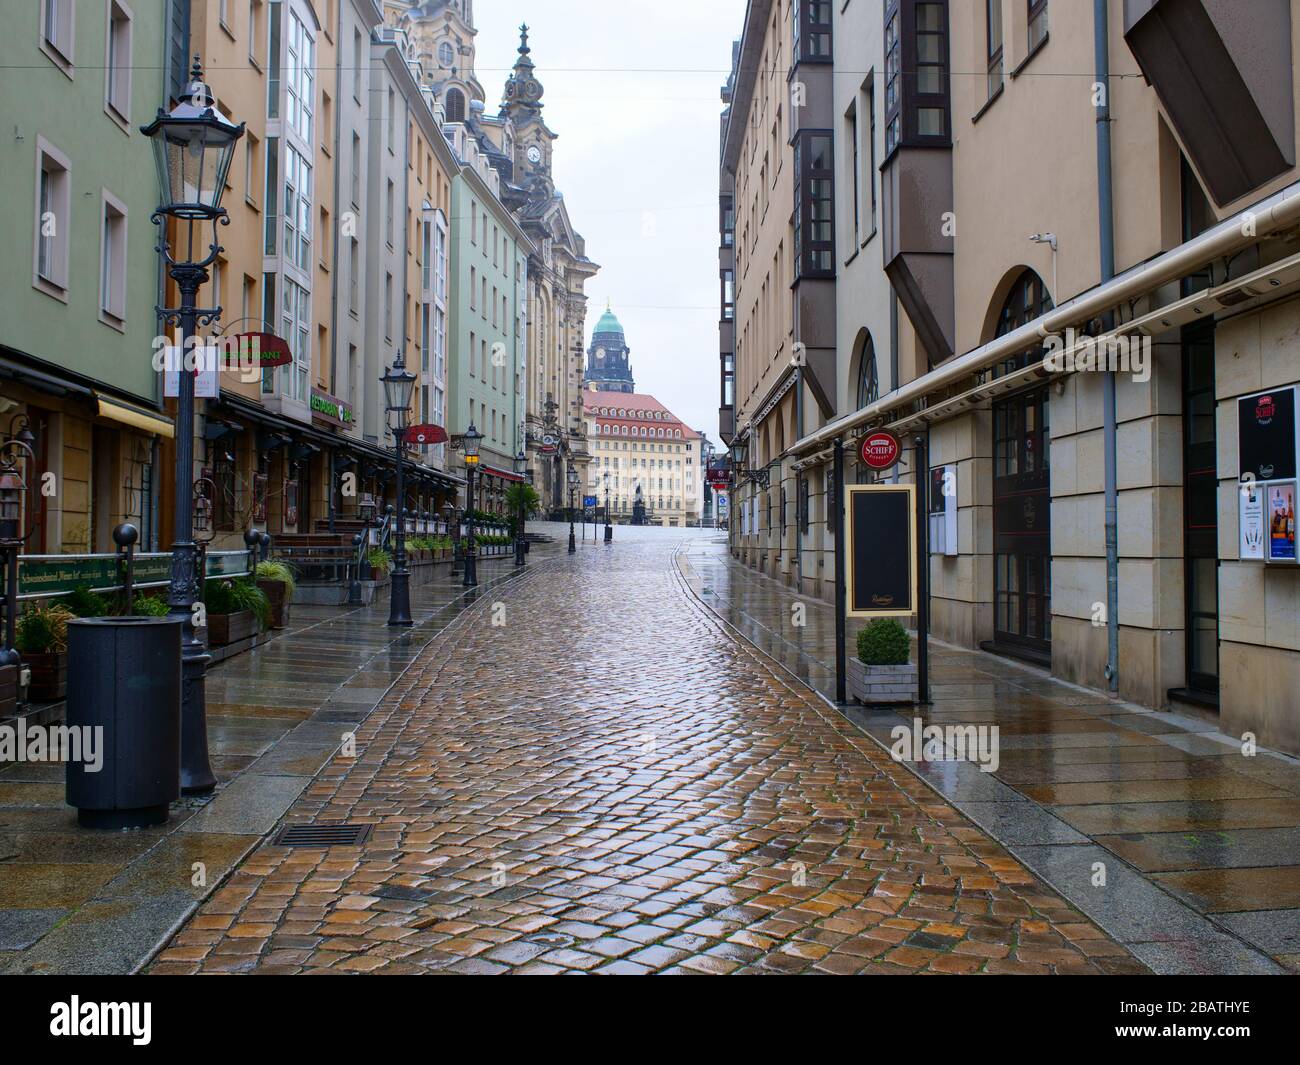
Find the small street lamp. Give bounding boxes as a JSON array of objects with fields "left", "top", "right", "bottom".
[
  {"left": 142, "top": 56, "right": 244, "bottom": 795},
  {"left": 462, "top": 423, "right": 483, "bottom": 588},
  {"left": 513, "top": 450, "right": 528, "bottom": 568},
  {"left": 381, "top": 351, "right": 417, "bottom": 627},
  {"left": 443, "top": 501, "right": 461, "bottom": 578},
  {"left": 567, "top": 465, "right": 579, "bottom": 554},
  {"left": 603, "top": 471, "right": 613, "bottom": 544}
]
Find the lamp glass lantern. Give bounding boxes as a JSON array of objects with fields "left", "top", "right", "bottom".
[
  {"left": 141, "top": 58, "right": 244, "bottom": 219},
  {"left": 462, "top": 424, "right": 483, "bottom": 461},
  {"left": 0, "top": 468, "right": 25, "bottom": 540},
  {"left": 381, "top": 352, "right": 417, "bottom": 428},
  {"left": 514, "top": 450, "right": 527, "bottom": 477},
  {"left": 567, "top": 466, "right": 579, "bottom": 488}
]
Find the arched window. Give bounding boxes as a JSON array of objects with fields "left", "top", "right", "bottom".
[
  {"left": 856, "top": 334, "right": 879, "bottom": 409},
  {"left": 992, "top": 269, "right": 1053, "bottom": 378},
  {"left": 444, "top": 88, "right": 466, "bottom": 124}
]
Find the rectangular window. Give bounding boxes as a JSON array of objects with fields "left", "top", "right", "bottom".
[
  {"left": 105, "top": 1, "right": 132, "bottom": 124},
  {"left": 385, "top": 179, "right": 394, "bottom": 246},
  {"left": 349, "top": 237, "right": 359, "bottom": 314},
  {"left": 721, "top": 270, "right": 734, "bottom": 321},
  {"left": 350, "top": 132, "right": 361, "bottom": 208},
  {"left": 266, "top": 1, "right": 281, "bottom": 119},
  {"left": 352, "top": 28, "right": 362, "bottom": 102},
  {"left": 263, "top": 135, "right": 279, "bottom": 254},
  {"left": 422, "top": 219, "right": 431, "bottom": 291},
  {"left": 262, "top": 273, "right": 277, "bottom": 392},
  {"left": 34, "top": 140, "right": 70, "bottom": 294},
  {"left": 884, "top": 4, "right": 901, "bottom": 153},
  {"left": 1028, "top": 0, "right": 1048, "bottom": 51},
  {"left": 384, "top": 272, "right": 393, "bottom": 341},
  {"left": 283, "top": 144, "right": 312, "bottom": 270},
  {"left": 915, "top": 3, "right": 949, "bottom": 137},
  {"left": 793, "top": 0, "right": 833, "bottom": 62},
  {"left": 249, "top": 0, "right": 263, "bottom": 67},
  {"left": 845, "top": 101, "right": 860, "bottom": 242},
  {"left": 987, "top": 0, "right": 1004, "bottom": 99},
  {"left": 41, "top": 0, "right": 75, "bottom": 70},
  {"left": 866, "top": 76, "right": 877, "bottom": 235},
  {"left": 99, "top": 192, "right": 127, "bottom": 324},
  {"left": 280, "top": 276, "right": 310, "bottom": 402},
  {"left": 793, "top": 131, "right": 834, "bottom": 278},
  {"left": 286, "top": 12, "right": 314, "bottom": 143}
]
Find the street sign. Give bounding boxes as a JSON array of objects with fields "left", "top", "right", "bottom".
[
  {"left": 408, "top": 424, "right": 448, "bottom": 446},
  {"left": 845, "top": 484, "right": 917, "bottom": 617},
  {"left": 859, "top": 430, "right": 901, "bottom": 470},
  {"left": 583, "top": 495, "right": 597, "bottom": 507}
]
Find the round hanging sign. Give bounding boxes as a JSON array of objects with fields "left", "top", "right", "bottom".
[{"left": 859, "top": 430, "right": 901, "bottom": 470}]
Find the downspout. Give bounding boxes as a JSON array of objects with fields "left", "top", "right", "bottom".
[
  {"left": 795, "top": 367, "right": 804, "bottom": 589},
  {"left": 1095, "top": 0, "right": 1120, "bottom": 693}
]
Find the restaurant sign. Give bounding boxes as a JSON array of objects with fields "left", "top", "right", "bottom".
[
  {"left": 310, "top": 389, "right": 355, "bottom": 427},
  {"left": 18, "top": 551, "right": 252, "bottom": 599}
]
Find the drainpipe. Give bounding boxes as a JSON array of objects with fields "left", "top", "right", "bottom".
[
  {"left": 795, "top": 366, "right": 804, "bottom": 589},
  {"left": 1095, "top": 0, "right": 1120, "bottom": 693}
]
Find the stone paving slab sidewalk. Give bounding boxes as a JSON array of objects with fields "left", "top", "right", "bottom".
[
  {"left": 0, "top": 549, "right": 543, "bottom": 974},
  {"left": 677, "top": 538, "right": 1300, "bottom": 975},
  {"left": 149, "top": 530, "right": 1148, "bottom": 975}
]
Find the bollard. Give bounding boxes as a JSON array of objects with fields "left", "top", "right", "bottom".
[
  {"left": 243, "top": 528, "right": 260, "bottom": 581},
  {"left": 112, "top": 523, "right": 139, "bottom": 615}
]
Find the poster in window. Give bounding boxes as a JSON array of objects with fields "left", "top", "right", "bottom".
[
  {"left": 284, "top": 479, "right": 299, "bottom": 529},
  {"left": 1238, "top": 386, "right": 1297, "bottom": 482},
  {"left": 845, "top": 484, "right": 917, "bottom": 617},
  {"left": 253, "top": 473, "right": 268, "bottom": 522},
  {"left": 1240, "top": 482, "right": 1265, "bottom": 561},
  {"left": 1267, "top": 481, "right": 1297, "bottom": 563}
]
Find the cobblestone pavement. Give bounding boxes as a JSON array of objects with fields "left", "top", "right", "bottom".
[{"left": 151, "top": 528, "right": 1147, "bottom": 974}]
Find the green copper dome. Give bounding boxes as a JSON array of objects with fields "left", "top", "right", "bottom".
[{"left": 593, "top": 304, "right": 623, "bottom": 336}]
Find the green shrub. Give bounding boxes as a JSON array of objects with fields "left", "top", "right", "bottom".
[
  {"left": 856, "top": 618, "right": 911, "bottom": 665},
  {"left": 366, "top": 548, "right": 392, "bottom": 577},
  {"left": 15, "top": 604, "right": 76, "bottom": 654},
  {"left": 229, "top": 578, "right": 271, "bottom": 630},
  {"left": 65, "top": 584, "right": 110, "bottom": 618},
  {"left": 131, "top": 595, "right": 171, "bottom": 617}
]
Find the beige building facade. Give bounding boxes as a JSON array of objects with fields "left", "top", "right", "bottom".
[{"left": 723, "top": 0, "right": 1300, "bottom": 756}]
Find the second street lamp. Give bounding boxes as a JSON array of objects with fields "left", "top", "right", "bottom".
[
  {"left": 603, "top": 471, "right": 613, "bottom": 544},
  {"left": 143, "top": 57, "right": 244, "bottom": 795},
  {"left": 462, "top": 423, "right": 482, "bottom": 588},
  {"left": 381, "top": 351, "right": 417, "bottom": 627},
  {"left": 567, "top": 465, "right": 579, "bottom": 554},
  {"left": 514, "top": 449, "right": 528, "bottom": 568}
]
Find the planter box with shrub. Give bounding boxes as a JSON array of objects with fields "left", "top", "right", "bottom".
[
  {"left": 203, "top": 578, "right": 270, "bottom": 648},
  {"left": 15, "top": 603, "right": 76, "bottom": 702},
  {"left": 849, "top": 618, "right": 918, "bottom": 705}
]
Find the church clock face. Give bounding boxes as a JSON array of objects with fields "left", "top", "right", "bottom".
[
  {"left": 527, "top": 145, "right": 542, "bottom": 164},
  {"left": 596, "top": 347, "right": 606, "bottom": 362},
  {"left": 438, "top": 41, "right": 454, "bottom": 67}
]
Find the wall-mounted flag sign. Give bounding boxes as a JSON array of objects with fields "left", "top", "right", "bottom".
[
  {"left": 217, "top": 332, "right": 293, "bottom": 369},
  {"left": 408, "top": 424, "right": 448, "bottom": 446},
  {"left": 859, "top": 429, "right": 901, "bottom": 470},
  {"left": 845, "top": 484, "right": 917, "bottom": 617}
]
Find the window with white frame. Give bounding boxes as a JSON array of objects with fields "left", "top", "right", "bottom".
[
  {"left": 105, "top": 1, "right": 132, "bottom": 124},
  {"left": 286, "top": 11, "right": 313, "bottom": 143},
  {"left": 283, "top": 144, "right": 312, "bottom": 271},
  {"left": 99, "top": 192, "right": 127, "bottom": 325},
  {"left": 281, "top": 276, "right": 310, "bottom": 402},
  {"left": 41, "top": 0, "right": 74, "bottom": 71},
  {"left": 34, "top": 140, "right": 70, "bottom": 295}
]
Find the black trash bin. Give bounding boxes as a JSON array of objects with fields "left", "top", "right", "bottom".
[{"left": 65, "top": 616, "right": 182, "bottom": 829}]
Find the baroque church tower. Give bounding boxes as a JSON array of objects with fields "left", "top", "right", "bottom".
[{"left": 584, "top": 303, "right": 635, "bottom": 393}]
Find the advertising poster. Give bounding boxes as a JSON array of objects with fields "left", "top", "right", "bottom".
[
  {"left": 1267, "top": 481, "right": 1297, "bottom": 562},
  {"left": 1240, "top": 483, "right": 1265, "bottom": 561}
]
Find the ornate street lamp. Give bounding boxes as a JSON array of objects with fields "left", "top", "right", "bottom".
[
  {"left": 462, "top": 423, "right": 483, "bottom": 588},
  {"left": 381, "top": 350, "right": 417, "bottom": 626},
  {"left": 513, "top": 450, "right": 528, "bottom": 568},
  {"left": 143, "top": 56, "right": 244, "bottom": 795},
  {"left": 567, "top": 464, "right": 579, "bottom": 554},
  {"left": 603, "top": 470, "right": 613, "bottom": 544}
]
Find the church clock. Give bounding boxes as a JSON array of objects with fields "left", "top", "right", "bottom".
[{"left": 527, "top": 145, "right": 542, "bottom": 164}]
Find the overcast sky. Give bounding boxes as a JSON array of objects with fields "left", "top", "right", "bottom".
[{"left": 471, "top": 0, "right": 747, "bottom": 446}]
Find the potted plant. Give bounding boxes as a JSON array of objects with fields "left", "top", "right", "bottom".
[
  {"left": 203, "top": 578, "right": 270, "bottom": 647},
  {"left": 254, "top": 560, "right": 296, "bottom": 629},
  {"left": 15, "top": 603, "right": 76, "bottom": 702},
  {"left": 65, "top": 584, "right": 110, "bottom": 618},
  {"left": 366, "top": 547, "right": 392, "bottom": 580},
  {"left": 131, "top": 595, "right": 171, "bottom": 617},
  {"left": 848, "top": 618, "right": 918, "bottom": 705}
]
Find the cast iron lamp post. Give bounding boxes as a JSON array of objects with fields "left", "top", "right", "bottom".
[
  {"left": 513, "top": 450, "right": 528, "bottom": 568},
  {"left": 603, "top": 471, "right": 613, "bottom": 544},
  {"left": 381, "top": 351, "right": 417, "bottom": 627},
  {"left": 143, "top": 57, "right": 244, "bottom": 795},
  {"left": 443, "top": 502, "right": 461, "bottom": 578},
  {"left": 462, "top": 424, "right": 482, "bottom": 588},
  {"left": 567, "top": 465, "right": 579, "bottom": 553}
]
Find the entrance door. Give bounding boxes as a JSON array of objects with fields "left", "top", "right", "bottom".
[
  {"left": 1182, "top": 325, "right": 1219, "bottom": 698},
  {"left": 993, "top": 385, "right": 1052, "bottom": 657}
]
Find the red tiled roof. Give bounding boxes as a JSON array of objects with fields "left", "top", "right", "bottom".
[{"left": 583, "top": 389, "right": 700, "bottom": 440}]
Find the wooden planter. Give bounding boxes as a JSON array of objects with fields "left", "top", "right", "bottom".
[
  {"left": 257, "top": 579, "right": 290, "bottom": 629},
  {"left": 25, "top": 650, "right": 68, "bottom": 702},
  {"left": 847, "top": 659, "right": 918, "bottom": 705},
  {"left": 207, "top": 610, "right": 257, "bottom": 648},
  {"left": 0, "top": 663, "right": 18, "bottom": 717}
]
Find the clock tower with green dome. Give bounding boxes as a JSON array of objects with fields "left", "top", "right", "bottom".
[{"left": 584, "top": 302, "right": 635, "bottom": 394}]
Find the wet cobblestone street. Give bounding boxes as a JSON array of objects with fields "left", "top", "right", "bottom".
[{"left": 151, "top": 529, "right": 1146, "bottom": 974}]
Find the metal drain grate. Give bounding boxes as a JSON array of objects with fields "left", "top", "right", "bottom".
[{"left": 273, "top": 823, "right": 373, "bottom": 847}]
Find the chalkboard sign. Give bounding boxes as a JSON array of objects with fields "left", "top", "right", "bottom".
[
  {"left": 845, "top": 484, "right": 917, "bottom": 617},
  {"left": 1239, "top": 386, "right": 1297, "bottom": 482}
]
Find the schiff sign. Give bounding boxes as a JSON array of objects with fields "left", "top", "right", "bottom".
[{"left": 859, "top": 430, "right": 901, "bottom": 470}]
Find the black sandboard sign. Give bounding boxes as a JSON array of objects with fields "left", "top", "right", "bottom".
[{"left": 845, "top": 484, "right": 917, "bottom": 617}]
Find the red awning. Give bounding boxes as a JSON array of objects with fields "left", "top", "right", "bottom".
[{"left": 477, "top": 464, "right": 525, "bottom": 483}]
